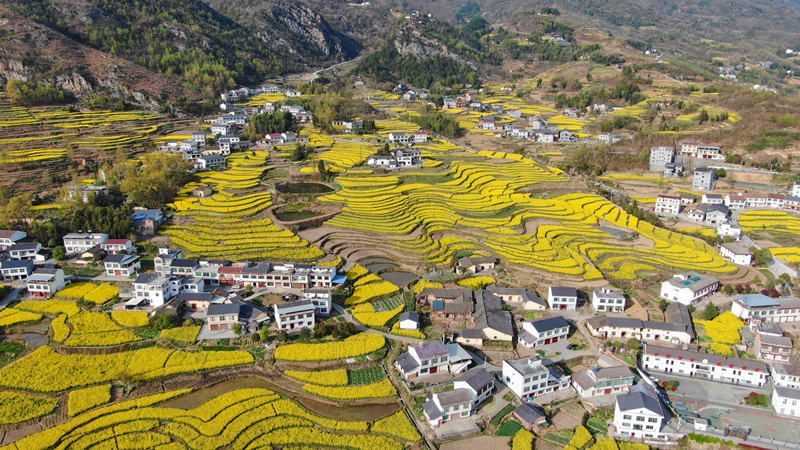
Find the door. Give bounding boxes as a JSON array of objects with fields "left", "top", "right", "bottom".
[{"left": 430, "top": 366, "right": 438, "bottom": 374}]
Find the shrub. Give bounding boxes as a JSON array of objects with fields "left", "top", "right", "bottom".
[{"left": 68, "top": 384, "right": 112, "bottom": 416}]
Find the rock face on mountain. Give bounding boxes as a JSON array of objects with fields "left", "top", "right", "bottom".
[{"left": 0, "top": 0, "right": 361, "bottom": 104}]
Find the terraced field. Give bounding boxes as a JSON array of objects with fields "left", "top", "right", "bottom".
[
  {"left": 315, "top": 150, "right": 736, "bottom": 281},
  {"left": 163, "top": 151, "right": 324, "bottom": 261},
  {"left": 2, "top": 388, "right": 418, "bottom": 450}
]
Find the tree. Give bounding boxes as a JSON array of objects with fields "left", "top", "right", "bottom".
[
  {"left": 152, "top": 314, "right": 177, "bottom": 330},
  {"left": 289, "top": 144, "right": 308, "bottom": 162},
  {"left": 702, "top": 303, "right": 719, "bottom": 320},
  {"left": 233, "top": 323, "right": 243, "bottom": 335},
  {"left": 117, "top": 154, "right": 193, "bottom": 207},
  {"left": 626, "top": 338, "right": 642, "bottom": 351},
  {"left": 243, "top": 110, "right": 293, "bottom": 141},
  {"left": 298, "top": 327, "right": 311, "bottom": 340},
  {"left": 259, "top": 327, "right": 270, "bottom": 342},
  {"left": 698, "top": 109, "right": 709, "bottom": 123},
  {"left": 658, "top": 299, "right": 669, "bottom": 313}
]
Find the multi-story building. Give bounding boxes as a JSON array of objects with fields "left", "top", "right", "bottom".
[
  {"left": 792, "top": 181, "right": 800, "bottom": 197},
  {"left": 547, "top": 286, "right": 578, "bottom": 310},
  {"left": 487, "top": 285, "right": 547, "bottom": 311},
  {"left": 423, "top": 389, "right": 474, "bottom": 427},
  {"left": 613, "top": 383, "right": 674, "bottom": 441},
  {"left": 592, "top": 287, "right": 626, "bottom": 312},
  {"left": 26, "top": 268, "right": 66, "bottom": 298},
  {"left": 724, "top": 194, "right": 747, "bottom": 209},
  {"left": 273, "top": 301, "right": 316, "bottom": 331},
  {"left": 649, "top": 146, "right": 674, "bottom": 171},
  {"left": 680, "top": 142, "right": 723, "bottom": 160},
  {"left": 701, "top": 193, "right": 724, "bottom": 205},
  {"left": 453, "top": 367, "right": 495, "bottom": 407},
  {"left": 642, "top": 343, "right": 768, "bottom": 387},
  {"left": 692, "top": 168, "right": 717, "bottom": 191},
  {"left": 663, "top": 162, "right": 684, "bottom": 178},
  {"left": 104, "top": 254, "right": 141, "bottom": 277},
  {"left": 731, "top": 294, "right": 800, "bottom": 326},
  {"left": 8, "top": 242, "right": 41, "bottom": 260},
  {"left": 772, "top": 363, "right": 800, "bottom": 389},
  {"left": 654, "top": 195, "right": 681, "bottom": 215},
  {"left": 0, "top": 260, "right": 34, "bottom": 280},
  {"left": 0, "top": 230, "right": 26, "bottom": 250},
  {"left": 100, "top": 239, "right": 135, "bottom": 254},
  {"left": 395, "top": 341, "right": 472, "bottom": 381},
  {"left": 206, "top": 303, "right": 241, "bottom": 331},
  {"left": 754, "top": 326, "right": 792, "bottom": 362},
  {"left": 501, "top": 357, "right": 571, "bottom": 402},
  {"left": 302, "top": 289, "right": 331, "bottom": 315},
  {"left": 133, "top": 273, "right": 174, "bottom": 307},
  {"left": 659, "top": 272, "right": 719, "bottom": 305},
  {"left": 573, "top": 366, "right": 634, "bottom": 397},
  {"left": 718, "top": 242, "right": 753, "bottom": 266},
  {"left": 62, "top": 232, "right": 109, "bottom": 254},
  {"left": 519, "top": 316, "right": 570, "bottom": 348},
  {"left": 772, "top": 387, "right": 800, "bottom": 418}
]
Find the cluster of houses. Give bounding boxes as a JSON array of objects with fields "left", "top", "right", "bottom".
[
  {"left": 220, "top": 85, "right": 302, "bottom": 104},
  {"left": 649, "top": 142, "right": 724, "bottom": 173},
  {"left": 475, "top": 115, "right": 576, "bottom": 143},
  {"left": 160, "top": 131, "right": 248, "bottom": 172},
  {"left": 367, "top": 148, "right": 423, "bottom": 169}
]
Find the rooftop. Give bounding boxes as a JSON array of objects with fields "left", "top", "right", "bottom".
[
  {"left": 411, "top": 341, "right": 449, "bottom": 360},
  {"left": 645, "top": 343, "right": 767, "bottom": 372},
  {"left": 207, "top": 303, "right": 241, "bottom": 316},
  {"left": 616, "top": 384, "right": 669, "bottom": 417},
  {"left": 434, "top": 388, "right": 474, "bottom": 407},
  {"left": 549, "top": 286, "right": 577, "bottom": 297},
  {"left": 455, "top": 367, "right": 494, "bottom": 392},
  {"left": 274, "top": 300, "right": 315, "bottom": 314},
  {"left": 528, "top": 316, "right": 569, "bottom": 333}
]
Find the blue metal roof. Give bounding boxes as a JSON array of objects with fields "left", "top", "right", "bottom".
[
  {"left": 332, "top": 274, "right": 347, "bottom": 284},
  {"left": 432, "top": 300, "right": 444, "bottom": 311},
  {"left": 736, "top": 294, "right": 779, "bottom": 308}
]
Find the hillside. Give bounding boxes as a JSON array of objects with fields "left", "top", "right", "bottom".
[{"left": 0, "top": 0, "right": 360, "bottom": 102}]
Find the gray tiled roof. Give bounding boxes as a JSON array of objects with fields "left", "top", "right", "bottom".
[
  {"left": 528, "top": 316, "right": 569, "bottom": 333},
  {"left": 207, "top": 303, "right": 240, "bottom": 316},
  {"left": 412, "top": 341, "right": 449, "bottom": 359},
  {"left": 455, "top": 367, "right": 493, "bottom": 392},
  {"left": 616, "top": 384, "right": 669, "bottom": 417},
  {"left": 549, "top": 286, "right": 577, "bottom": 297},
  {"left": 395, "top": 352, "right": 419, "bottom": 374},
  {"left": 435, "top": 388, "right": 474, "bottom": 406},
  {"left": 514, "top": 403, "right": 546, "bottom": 424}
]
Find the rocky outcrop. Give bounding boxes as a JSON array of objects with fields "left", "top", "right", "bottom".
[{"left": 265, "top": 2, "right": 361, "bottom": 59}]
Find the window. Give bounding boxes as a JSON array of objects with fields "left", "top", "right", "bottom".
[
  {"left": 648, "top": 417, "right": 658, "bottom": 423},
  {"left": 623, "top": 415, "right": 632, "bottom": 420}
]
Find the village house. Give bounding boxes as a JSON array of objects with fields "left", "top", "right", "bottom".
[
  {"left": 754, "top": 324, "right": 792, "bottom": 362},
  {"left": 660, "top": 272, "right": 719, "bottom": 305},
  {"left": 63, "top": 232, "right": 109, "bottom": 255},
  {"left": 642, "top": 343, "right": 768, "bottom": 387},
  {"left": 424, "top": 288, "right": 514, "bottom": 343},
  {"left": 501, "top": 356, "right": 571, "bottom": 402},
  {"left": 394, "top": 341, "right": 472, "bottom": 381},
  {"left": 210, "top": 124, "right": 230, "bottom": 136},
  {"left": 397, "top": 311, "right": 421, "bottom": 330},
  {"left": 132, "top": 273, "right": 179, "bottom": 308},
  {"left": 718, "top": 242, "right": 753, "bottom": 265},
  {"left": 453, "top": 367, "right": 495, "bottom": 407},
  {"left": 547, "top": 286, "right": 578, "bottom": 310},
  {"left": 132, "top": 209, "right": 164, "bottom": 235},
  {"left": 772, "top": 387, "right": 800, "bottom": 419},
  {"left": 273, "top": 300, "right": 316, "bottom": 331},
  {"left": 487, "top": 285, "right": 547, "bottom": 311},
  {"left": 654, "top": 195, "right": 681, "bottom": 215},
  {"left": 573, "top": 366, "right": 634, "bottom": 398},
  {"left": 613, "top": 383, "right": 677, "bottom": 441},
  {"left": 66, "top": 185, "right": 109, "bottom": 203},
  {"left": 206, "top": 303, "right": 241, "bottom": 331},
  {"left": 0, "top": 230, "right": 26, "bottom": 250},
  {"left": 592, "top": 287, "right": 626, "bottom": 312},
  {"left": 731, "top": 294, "right": 800, "bottom": 327},
  {"left": 717, "top": 223, "right": 742, "bottom": 239},
  {"left": 104, "top": 254, "right": 141, "bottom": 277},
  {"left": 332, "top": 120, "right": 363, "bottom": 133},
  {"left": 513, "top": 404, "right": 548, "bottom": 432},
  {"left": 663, "top": 162, "right": 684, "bottom": 178},
  {"left": 8, "top": 242, "right": 42, "bottom": 260},
  {"left": 679, "top": 193, "right": 697, "bottom": 206},
  {"left": 785, "top": 195, "right": 800, "bottom": 211},
  {"left": 423, "top": 389, "right": 474, "bottom": 428},
  {"left": 26, "top": 268, "right": 65, "bottom": 298},
  {"left": 457, "top": 256, "right": 497, "bottom": 274},
  {"left": 302, "top": 289, "right": 332, "bottom": 315},
  {"left": 679, "top": 142, "right": 724, "bottom": 160},
  {"left": 194, "top": 154, "right": 226, "bottom": 171},
  {"left": 264, "top": 132, "right": 309, "bottom": 145},
  {"left": 0, "top": 260, "right": 34, "bottom": 280},
  {"left": 701, "top": 193, "right": 724, "bottom": 205},
  {"left": 519, "top": 316, "right": 570, "bottom": 348},
  {"left": 724, "top": 194, "right": 747, "bottom": 209},
  {"left": 586, "top": 315, "right": 694, "bottom": 345},
  {"left": 100, "top": 239, "right": 134, "bottom": 255},
  {"left": 772, "top": 363, "right": 800, "bottom": 389},
  {"left": 366, "top": 155, "right": 398, "bottom": 168}
]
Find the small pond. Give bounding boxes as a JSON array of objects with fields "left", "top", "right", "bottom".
[
  {"left": 274, "top": 210, "right": 321, "bottom": 221},
  {"left": 275, "top": 182, "right": 334, "bottom": 194},
  {"left": 159, "top": 377, "right": 399, "bottom": 421},
  {"left": 381, "top": 271, "right": 417, "bottom": 287}
]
